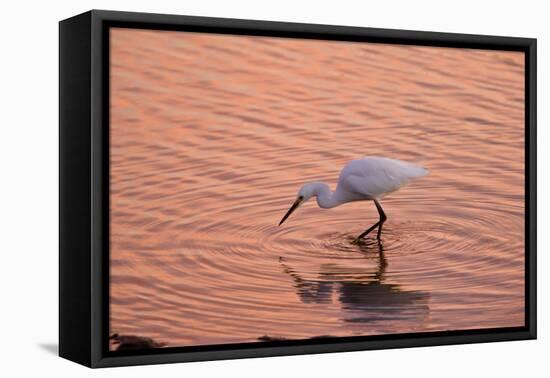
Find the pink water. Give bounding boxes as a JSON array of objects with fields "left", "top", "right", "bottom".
[{"left": 109, "top": 28, "right": 525, "bottom": 349}]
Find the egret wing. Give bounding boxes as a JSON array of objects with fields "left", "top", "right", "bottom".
[
  {"left": 337, "top": 157, "right": 427, "bottom": 199},
  {"left": 343, "top": 171, "right": 402, "bottom": 199}
]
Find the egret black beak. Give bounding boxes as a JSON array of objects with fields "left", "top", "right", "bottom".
[{"left": 279, "top": 196, "right": 303, "bottom": 226}]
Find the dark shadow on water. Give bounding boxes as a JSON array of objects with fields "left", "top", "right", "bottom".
[
  {"left": 259, "top": 334, "right": 336, "bottom": 342},
  {"left": 280, "top": 239, "right": 430, "bottom": 324},
  {"left": 110, "top": 333, "right": 166, "bottom": 351},
  {"left": 38, "top": 343, "right": 58, "bottom": 355}
]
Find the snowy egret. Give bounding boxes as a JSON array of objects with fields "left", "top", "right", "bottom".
[{"left": 278, "top": 157, "right": 428, "bottom": 242}]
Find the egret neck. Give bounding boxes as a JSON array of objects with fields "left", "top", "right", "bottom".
[{"left": 302, "top": 182, "right": 344, "bottom": 209}]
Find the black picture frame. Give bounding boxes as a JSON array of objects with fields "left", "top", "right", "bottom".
[{"left": 59, "top": 9, "right": 537, "bottom": 368}]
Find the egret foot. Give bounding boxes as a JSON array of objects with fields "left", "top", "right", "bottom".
[
  {"left": 354, "top": 199, "right": 387, "bottom": 243},
  {"left": 353, "top": 221, "right": 382, "bottom": 243}
]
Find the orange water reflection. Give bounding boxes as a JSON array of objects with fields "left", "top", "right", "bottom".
[{"left": 109, "top": 28, "right": 524, "bottom": 349}]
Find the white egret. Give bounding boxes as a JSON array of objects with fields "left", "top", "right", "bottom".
[{"left": 279, "top": 157, "right": 428, "bottom": 242}]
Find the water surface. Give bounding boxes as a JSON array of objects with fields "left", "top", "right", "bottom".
[{"left": 109, "top": 28, "right": 525, "bottom": 349}]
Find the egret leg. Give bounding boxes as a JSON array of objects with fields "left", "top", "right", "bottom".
[
  {"left": 374, "top": 200, "right": 387, "bottom": 240},
  {"left": 353, "top": 199, "right": 387, "bottom": 243}
]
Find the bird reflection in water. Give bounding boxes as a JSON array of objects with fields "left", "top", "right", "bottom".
[{"left": 280, "top": 240, "right": 430, "bottom": 325}]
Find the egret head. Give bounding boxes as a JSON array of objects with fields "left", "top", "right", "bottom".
[{"left": 278, "top": 183, "right": 319, "bottom": 226}]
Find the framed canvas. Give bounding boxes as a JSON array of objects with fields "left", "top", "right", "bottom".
[{"left": 59, "top": 10, "right": 537, "bottom": 368}]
